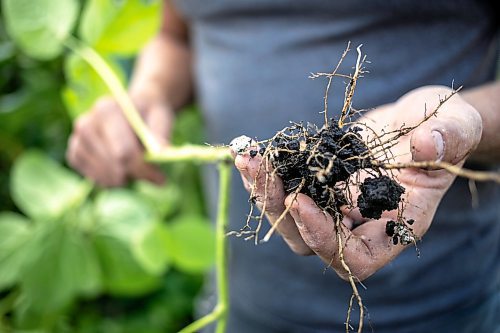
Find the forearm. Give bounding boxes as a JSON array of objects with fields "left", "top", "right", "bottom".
[
  {"left": 128, "top": 2, "right": 192, "bottom": 111},
  {"left": 461, "top": 81, "right": 500, "bottom": 163}
]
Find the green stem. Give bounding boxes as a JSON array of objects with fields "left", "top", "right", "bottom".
[
  {"left": 65, "top": 37, "right": 233, "bottom": 332},
  {"left": 215, "top": 161, "right": 231, "bottom": 333},
  {"left": 177, "top": 305, "right": 223, "bottom": 333},
  {"left": 64, "top": 37, "right": 160, "bottom": 154},
  {"left": 146, "top": 145, "right": 232, "bottom": 163},
  {"left": 177, "top": 162, "right": 231, "bottom": 333},
  {"left": 65, "top": 37, "right": 233, "bottom": 164}
]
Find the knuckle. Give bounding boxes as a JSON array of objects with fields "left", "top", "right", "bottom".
[
  {"left": 74, "top": 113, "right": 94, "bottom": 135},
  {"left": 307, "top": 242, "right": 323, "bottom": 254}
]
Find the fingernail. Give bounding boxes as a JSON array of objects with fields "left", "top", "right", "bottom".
[
  {"left": 432, "top": 130, "right": 444, "bottom": 162},
  {"left": 229, "top": 135, "right": 252, "bottom": 155}
]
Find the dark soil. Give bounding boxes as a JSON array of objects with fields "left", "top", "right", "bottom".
[
  {"left": 357, "top": 175, "right": 405, "bottom": 219},
  {"left": 260, "top": 120, "right": 405, "bottom": 223},
  {"left": 265, "top": 121, "right": 371, "bottom": 211}
]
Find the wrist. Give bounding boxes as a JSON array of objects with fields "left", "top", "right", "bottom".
[{"left": 129, "top": 82, "right": 171, "bottom": 105}]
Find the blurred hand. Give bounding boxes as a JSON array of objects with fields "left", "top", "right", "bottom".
[
  {"left": 67, "top": 96, "right": 172, "bottom": 187},
  {"left": 233, "top": 86, "right": 483, "bottom": 280}
]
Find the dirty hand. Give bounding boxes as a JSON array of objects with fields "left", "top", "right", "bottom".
[
  {"left": 233, "top": 86, "right": 482, "bottom": 281},
  {"left": 67, "top": 96, "right": 172, "bottom": 187}
]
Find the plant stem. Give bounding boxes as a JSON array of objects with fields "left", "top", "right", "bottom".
[
  {"left": 215, "top": 161, "right": 231, "bottom": 333},
  {"left": 146, "top": 145, "right": 232, "bottom": 163},
  {"left": 177, "top": 306, "right": 224, "bottom": 333},
  {"left": 65, "top": 37, "right": 234, "bottom": 164},
  {"left": 64, "top": 37, "right": 161, "bottom": 154},
  {"left": 177, "top": 161, "right": 231, "bottom": 333},
  {"left": 66, "top": 37, "right": 234, "bottom": 332}
]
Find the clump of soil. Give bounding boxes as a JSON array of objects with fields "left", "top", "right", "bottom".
[
  {"left": 259, "top": 120, "right": 406, "bottom": 223},
  {"left": 267, "top": 121, "right": 372, "bottom": 211},
  {"left": 357, "top": 175, "right": 405, "bottom": 219}
]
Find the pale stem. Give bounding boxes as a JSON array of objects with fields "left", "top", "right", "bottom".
[
  {"left": 65, "top": 37, "right": 233, "bottom": 164},
  {"left": 64, "top": 37, "right": 161, "bottom": 154},
  {"left": 214, "top": 161, "right": 232, "bottom": 333},
  {"left": 177, "top": 162, "right": 231, "bottom": 333},
  {"left": 65, "top": 38, "right": 233, "bottom": 332}
]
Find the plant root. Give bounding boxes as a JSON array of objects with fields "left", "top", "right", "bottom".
[{"left": 230, "top": 44, "right": 500, "bottom": 333}]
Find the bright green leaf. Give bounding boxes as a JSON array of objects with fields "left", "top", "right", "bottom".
[
  {"left": 166, "top": 216, "right": 215, "bottom": 273},
  {"left": 11, "top": 151, "right": 92, "bottom": 221},
  {"left": 60, "top": 231, "right": 102, "bottom": 297},
  {"left": 2, "top": 0, "right": 79, "bottom": 60},
  {"left": 0, "top": 212, "right": 32, "bottom": 290},
  {"left": 94, "top": 189, "right": 156, "bottom": 239},
  {"left": 20, "top": 223, "right": 102, "bottom": 312},
  {"left": 94, "top": 189, "right": 170, "bottom": 286},
  {"left": 134, "top": 180, "right": 181, "bottom": 218},
  {"left": 132, "top": 223, "right": 171, "bottom": 276},
  {"left": 94, "top": 235, "right": 161, "bottom": 296},
  {"left": 79, "top": 0, "right": 161, "bottom": 56},
  {"left": 62, "top": 53, "right": 125, "bottom": 119}
]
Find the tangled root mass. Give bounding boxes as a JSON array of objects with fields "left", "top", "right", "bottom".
[{"left": 266, "top": 121, "right": 405, "bottom": 220}]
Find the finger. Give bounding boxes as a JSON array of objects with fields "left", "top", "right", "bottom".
[
  {"left": 240, "top": 174, "right": 252, "bottom": 192},
  {"left": 93, "top": 98, "right": 167, "bottom": 185},
  {"left": 410, "top": 100, "right": 482, "bottom": 165},
  {"left": 288, "top": 194, "right": 400, "bottom": 281},
  {"left": 234, "top": 152, "right": 283, "bottom": 215},
  {"left": 234, "top": 148, "right": 312, "bottom": 255},
  {"left": 70, "top": 113, "right": 126, "bottom": 186},
  {"left": 67, "top": 134, "right": 125, "bottom": 186},
  {"left": 93, "top": 98, "right": 139, "bottom": 163}
]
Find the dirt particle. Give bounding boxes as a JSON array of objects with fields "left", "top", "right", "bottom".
[{"left": 385, "top": 220, "right": 416, "bottom": 246}]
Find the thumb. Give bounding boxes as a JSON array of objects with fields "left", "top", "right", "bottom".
[{"left": 410, "top": 103, "right": 482, "bottom": 164}]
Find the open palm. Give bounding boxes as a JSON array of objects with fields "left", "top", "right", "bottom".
[{"left": 234, "top": 86, "right": 482, "bottom": 280}]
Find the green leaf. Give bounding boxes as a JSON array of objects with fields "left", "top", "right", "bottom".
[
  {"left": 2, "top": 0, "right": 79, "bottom": 60},
  {"left": 0, "top": 212, "right": 32, "bottom": 290},
  {"left": 11, "top": 151, "right": 92, "bottom": 221},
  {"left": 94, "top": 189, "right": 156, "bottom": 238},
  {"left": 20, "top": 223, "right": 102, "bottom": 312},
  {"left": 94, "top": 235, "right": 161, "bottom": 296},
  {"left": 132, "top": 223, "right": 171, "bottom": 276},
  {"left": 62, "top": 53, "right": 126, "bottom": 119},
  {"left": 166, "top": 216, "right": 215, "bottom": 273},
  {"left": 134, "top": 181, "right": 181, "bottom": 219},
  {"left": 94, "top": 189, "right": 169, "bottom": 292},
  {"left": 79, "top": 0, "right": 161, "bottom": 56}
]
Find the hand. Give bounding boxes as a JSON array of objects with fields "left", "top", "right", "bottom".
[
  {"left": 233, "top": 86, "right": 483, "bottom": 280},
  {"left": 67, "top": 96, "right": 172, "bottom": 187}
]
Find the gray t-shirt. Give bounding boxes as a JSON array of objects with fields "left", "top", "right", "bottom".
[{"left": 173, "top": 1, "right": 499, "bottom": 332}]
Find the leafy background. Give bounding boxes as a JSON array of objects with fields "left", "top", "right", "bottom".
[{"left": 0, "top": 0, "right": 214, "bottom": 332}]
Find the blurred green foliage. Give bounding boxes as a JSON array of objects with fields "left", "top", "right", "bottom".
[{"left": 0, "top": 0, "right": 213, "bottom": 332}]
